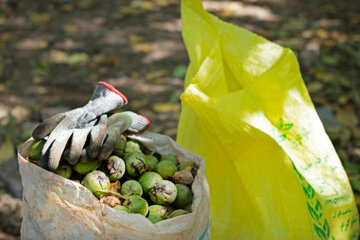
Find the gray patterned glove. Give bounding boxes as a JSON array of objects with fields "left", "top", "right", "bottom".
[
  {"left": 97, "top": 111, "right": 150, "bottom": 160},
  {"left": 32, "top": 82, "right": 128, "bottom": 170}
]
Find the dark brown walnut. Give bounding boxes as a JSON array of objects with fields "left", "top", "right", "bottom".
[
  {"left": 110, "top": 181, "right": 121, "bottom": 193},
  {"left": 190, "top": 167, "right": 198, "bottom": 177},
  {"left": 178, "top": 161, "right": 198, "bottom": 177},
  {"left": 173, "top": 170, "right": 194, "bottom": 185}
]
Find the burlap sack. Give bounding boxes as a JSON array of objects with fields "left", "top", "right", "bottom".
[{"left": 18, "top": 132, "right": 211, "bottom": 240}]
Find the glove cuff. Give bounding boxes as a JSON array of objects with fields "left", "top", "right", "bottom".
[{"left": 97, "top": 81, "right": 128, "bottom": 104}]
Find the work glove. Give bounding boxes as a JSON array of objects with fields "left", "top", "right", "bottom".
[
  {"left": 97, "top": 111, "right": 150, "bottom": 161},
  {"left": 32, "top": 82, "right": 128, "bottom": 170}
]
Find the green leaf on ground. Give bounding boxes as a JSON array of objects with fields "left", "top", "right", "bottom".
[
  {"left": 33, "top": 61, "right": 52, "bottom": 76},
  {"left": 344, "top": 161, "right": 360, "bottom": 174},
  {"left": 63, "top": 53, "right": 88, "bottom": 65},
  {"left": 351, "top": 179, "right": 360, "bottom": 193},
  {"left": 172, "top": 65, "right": 187, "bottom": 79},
  {"left": 169, "top": 94, "right": 180, "bottom": 104},
  {"left": 321, "top": 55, "right": 338, "bottom": 65}
]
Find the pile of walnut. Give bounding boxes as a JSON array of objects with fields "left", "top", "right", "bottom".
[{"left": 27, "top": 135, "right": 198, "bottom": 224}]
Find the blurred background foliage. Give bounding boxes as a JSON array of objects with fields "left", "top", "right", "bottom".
[{"left": 0, "top": 0, "right": 359, "bottom": 238}]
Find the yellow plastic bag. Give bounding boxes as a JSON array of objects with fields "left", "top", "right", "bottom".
[{"left": 177, "top": 0, "right": 360, "bottom": 239}]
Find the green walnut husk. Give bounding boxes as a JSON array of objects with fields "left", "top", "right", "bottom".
[
  {"left": 184, "top": 204, "right": 192, "bottom": 213},
  {"left": 167, "top": 209, "right": 188, "bottom": 218},
  {"left": 138, "top": 172, "right": 163, "bottom": 194},
  {"left": 172, "top": 184, "right": 193, "bottom": 209},
  {"left": 81, "top": 170, "right": 110, "bottom": 198},
  {"left": 74, "top": 158, "right": 101, "bottom": 175},
  {"left": 178, "top": 160, "right": 196, "bottom": 171},
  {"left": 28, "top": 140, "right": 45, "bottom": 161},
  {"left": 147, "top": 155, "right": 159, "bottom": 171},
  {"left": 155, "top": 160, "right": 177, "bottom": 179},
  {"left": 54, "top": 163, "right": 72, "bottom": 179},
  {"left": 125, "top": 140, "right": 142, "bottom": 153},
  {"left": 149, "top": 180, "right": 177, "bottom": 205},
  {"left": 161, "top": 154, "right": 178, "bottom": 165},
  {"left": 123, "top": 195, "right": 149, "bottom": 216},
  {"left": 147, "top": 205, "right": 168, "bottom": 224},
  {"left": 114, "top": 205, "right": 131, "bottom": 213},
  {"left": 121, "top": 180, "right": 143, "bottom": 196},
  {"left": 107, "top": 156, "right": 126, "bottom": 181},
  {"left": 125, "top": 152, "right": 149, "bottom": 177},
  {"left": 112, "top": 135, "right": 127, "bottom": 156}
]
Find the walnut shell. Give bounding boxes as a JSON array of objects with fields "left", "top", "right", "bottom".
[{"left": 173, "top": 170, "right": 194, "bottom": 185}]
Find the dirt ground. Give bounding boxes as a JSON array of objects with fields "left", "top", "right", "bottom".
[{"left": 0, "top": 0, "right": 359, "bottom": 238}]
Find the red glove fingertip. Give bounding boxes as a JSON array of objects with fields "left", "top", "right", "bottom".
[
  {"left": 143, "top": 116, "right": 151, "bottom": 131},
  {"left": 97, "top": 81, "right": 128, "bottom": 104}
]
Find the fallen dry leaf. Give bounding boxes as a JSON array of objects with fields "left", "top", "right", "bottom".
[
  {"left": 128, "top": 34, "right": 152, "bottom": 53},
  {"left": 30, "top": 13, "right": 53, "bottom": 26},
  {"left": 145, "top": 70, "right": 168, "bottom": 81},
  {"left": 16, "top": 38, "right": 48, "bottom": 50},
  {"left": 63, "top": 24, "right": 79, "bottom": 34},
  {"left": 335, "top": 108, "right": 358, "bottom": 127},
  {"left": 307, "top": 82, "right": 324, "bottom": 93},
  {"left": 130, "top": 99, "right": 148, "bottom": 110},
  {"left": 152, "top": 103, "right": 180, "bottom": 113},
  {"left": 118, "top": 6, "right": 140, "bottom": 16},
  {"left": 91, "top": 56, "right": 120, "bottom": 68}
]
